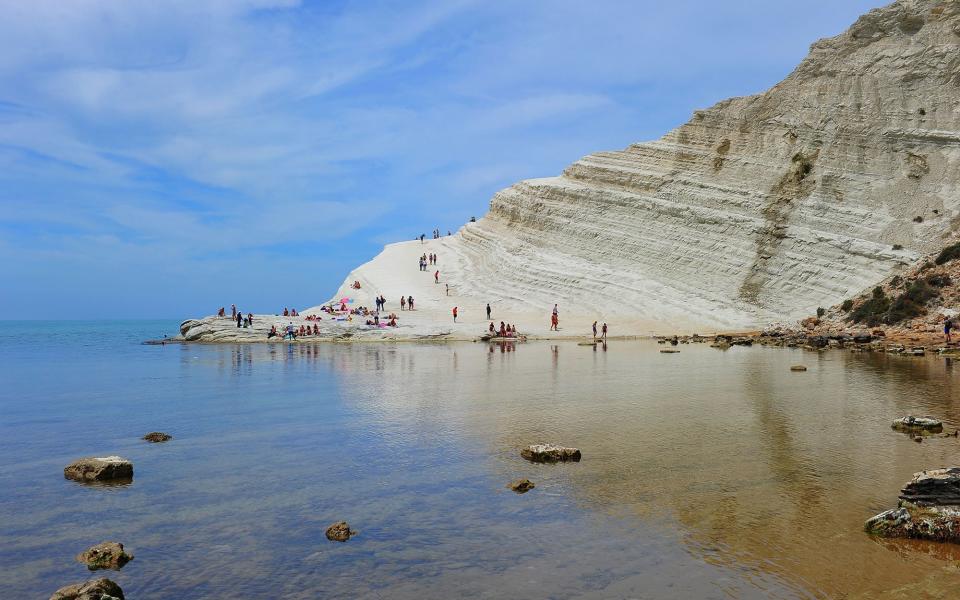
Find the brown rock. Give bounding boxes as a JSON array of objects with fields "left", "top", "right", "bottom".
[
  {"left": 142, "top": 432, "right": 172, "bottom": 443},
  {"left": 76, "top": 542, "right": 133, "bottom": 571},
  {"left": 50, "top": 578, "right": 124, "bottom": 600},
  {"left": 790, "top": 365, "right": 807, "bottom": 371},
  {"left": 508, "top": 478, "right": 536, "bottom": 494},
  {"left": 325, "top": 521, "right": 356, "bottom": 542},
  {"left": 64, "top": 457, "right": 133, "bottom": 482},
  {"left": 520, "top": 444, "right": 581, "bottom": 463}
]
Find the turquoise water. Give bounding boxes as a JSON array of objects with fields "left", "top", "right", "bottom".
[{"left": 2, "top": 322, "right": 960, "bottom": 598}]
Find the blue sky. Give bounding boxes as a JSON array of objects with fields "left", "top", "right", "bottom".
[{"left": 1, "top": 0, "right": 887, "bottom": 319}]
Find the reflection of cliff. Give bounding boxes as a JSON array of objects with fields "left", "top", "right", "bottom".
[
  {"left": 322, "top": 340, "right": 960, "bottom": 598},
  {"left": 336, "top": 0, "right": 960, "bottom": 331}
]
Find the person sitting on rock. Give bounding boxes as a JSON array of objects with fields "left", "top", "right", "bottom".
[
  {"left": 268, "top": 325, "right": 278, "bottom": 339},
  {"left": 313, "top": 324, "right": 319, "bottom": 335}
]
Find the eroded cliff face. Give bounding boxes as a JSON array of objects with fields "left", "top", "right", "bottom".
[{"left": 347, "top": 0, "right": 960, "bottom": 331}]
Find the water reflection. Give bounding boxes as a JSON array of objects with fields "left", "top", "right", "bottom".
[{"left": 5, "top": 339, "right": 960, "bottom": 599}]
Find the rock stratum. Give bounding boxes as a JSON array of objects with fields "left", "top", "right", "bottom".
[{"left": 327, "top": 0, "right": 960, "bottom": 333}]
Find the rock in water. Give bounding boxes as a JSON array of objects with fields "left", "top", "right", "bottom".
[
  {"left": 325, "top": 521, "right": 356, "bottom": 542},
  {"left": 508, "top": 479, "right": 536, "bottom": 493},
  {"left": 790, "top": 365, "right": 807, "bottom": 372},
  {"left": 899, "top": 468, "right": 960, "bottom": 506},
  {"left": 521, "top": 444, "right": 581, "bottom": 463},
  {"left": 50, "top": 578, "right": 124, "bottom": 600},
  {"left": 866, "top": 468, "right": 960, "bottom": 544},
  {"left": 142, "top": 432, "right": 172, "bottom": 443},
  {"left": 891, "top": 416, "right": 943, "bottom": 433},
  {"left": 64, "top": 457, "right": 133, "bottom": 482},
  {"left": 76, "top": 542, "right": 133, "bottom": 570}
]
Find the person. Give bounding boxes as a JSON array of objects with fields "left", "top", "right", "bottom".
[
  {"left": 401, "top": 296, "right": 406, "bottom": 311},
  {"left": 236, "top": 312, "right": 242, "bottom": 328},
  {"left": 313, "top": 323, "right": 319, "bottom": 334},
  {"left": 592, "top": 321, "right": 597, "bottom": 339},
  {"left": 499, "top": 321, "right": 506, "bottom": 336},
  {"left": 420, "top": 234, "right": 425, "bottom": 243},
  {"left": 285, "top": 323, "right": 295, "bottom": 340},
  {"left": 511, "top": 324, "right": 517, "bottom": 335},
  {"left": 283, "top": 307, "right": 289, "bottom": 316},
  {"left": 946, "top": 318, "right": 954, "bottom": 343},
  {"left": 248, "top": 313, "right": 253, "bottom": 326},
  {"left": 550, "top": 312, "right": 558, "bottom": 331},
  {"left": 408, "top": 295, "right": 414, "bottom": 310},
  {"left": 446, "top": 283, "right": 450, "bottom": 296},
  {"left": 453, "top": 306, "right": 458, "bottom": 322},
  {"left": 489, "top": 322, "right": 495, "bottom": 333},
  {"left": 486, "top": 303, "right": 491, "bottom": 319},
  {"left": 217, "top": 307, "right": 225, "bottom": 317},
  {"left": 231, "top": 304, "right": 237, "bottom": 319},
  {"left": 268, "top": 325, "right": 278, "bottom": 339},
  {"left": 601, "top": 323, "right": 608, "bottom": 339},
  {"left": 434, "top": 270, "right": 439, "bottom": 284}
]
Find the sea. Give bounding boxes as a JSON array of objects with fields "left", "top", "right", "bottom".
[{"left": 2, "top": 320, "right": 960, "bottom": 599}]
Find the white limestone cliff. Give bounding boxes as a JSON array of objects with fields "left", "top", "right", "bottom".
[{"left": 320, "top": 0, "right": 960, "bottom": 334}]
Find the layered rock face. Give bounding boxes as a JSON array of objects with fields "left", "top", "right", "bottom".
[{"left": 343, "top": 0, "right": 960, "bottom": 330}]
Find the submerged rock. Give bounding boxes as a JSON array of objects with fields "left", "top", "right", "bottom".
[
  {"left": 325, "top": 521, "right": 356, "bottom": 542},
  {"left": 64, "top": 457, "right": 133, "bottom": 482},
  {"left": 142, "top": 432, "right": 172, "bottom": 443},
  {"left": 50, "top": 578, "right": 124, "bottom": 600},
  {"left": 76, "top": 542, "right": 133, "bottom": 571},
  {"left": 790, "top": 365, "right": 807, "bottom": 372},
  {"left": 891, "top": 416, "right": 943, "bottom": 433},
  {"left": 508, "top": 478, "right": 536, "bottom": 493},
  {"left": 521, "top": 444, "right": 581, "bottom": 463}
]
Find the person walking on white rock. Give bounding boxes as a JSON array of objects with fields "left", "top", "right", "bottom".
[{"left": 445, "top": 284, "right": 450, "bottom": 296}]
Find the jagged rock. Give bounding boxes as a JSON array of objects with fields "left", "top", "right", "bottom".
[
  {"left": 508, "top": 479, "right": 536, "bottom": 494},
  {"left": 76, "top": 542, "right": 133, "bottom": 570},
  {"left": 64, "top": 457, "right": 133, "bottom": 482},
  {"left": 325, "top": 521, "right": 356, "bottom": 542},
  {"left": 50, "top": 578, "right": 124, "bottom": 600},
  {"left": 900, "top": 468, "right": 960, "bottom": 506},
  {"left": 521, "top": 444, "right": 581, "bottom": 463},
  {"left": 891, "top": 416, "right": 943, "bottom": 433},
  {"left": 142, "top": 432, "right": 172, "bottom": 443},
  {"left": 865, "top": 468, "right": 960, "bottom": 544},
  {"left": 790, "top": 365, "right": 807, "bottom": 372},
  {"left": 660, "top": 349, "right": 680, "bottom": 354}
]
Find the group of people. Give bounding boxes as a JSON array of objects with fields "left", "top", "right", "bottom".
[
  {"left": 374, "top": 295, "right": 387, "bottom": 312},
  {"left": 365, "top": 313, "right": 398, "bottom": 327},
  {"left": 489, "top": 321, "right": 518, "bottom": 337},
  {"left": 592, "top": 320, "right": 608, "bottom": 339},
  {"left": 400, "top": 295, "right": 415, "bottom": 310},
  {"left": 418, "top": 253, "right": 437, "bottom": 271},
  {"left": 282, "top": 307, "right": 299, "bottom": 317},
  {"left": 217, "top": 305, "right": 255, "bottom": 328}
]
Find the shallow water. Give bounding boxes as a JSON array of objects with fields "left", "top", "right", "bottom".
[{"left": 2, "top": 321, "right": 960, "bottom": 599}]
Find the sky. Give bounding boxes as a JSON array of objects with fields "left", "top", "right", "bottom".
[{"left": 0, "top": 0, "right": 889, "bottom": 319}]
